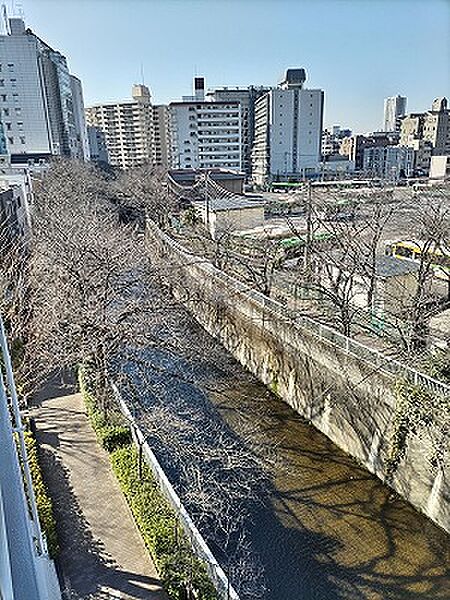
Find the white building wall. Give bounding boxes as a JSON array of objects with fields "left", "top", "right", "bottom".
[
  {"left": 268, "top": 88, "right": 323, "bottom": 178},
  {"left": 169, "top": 101, "right": 242, "bottom": 171}
]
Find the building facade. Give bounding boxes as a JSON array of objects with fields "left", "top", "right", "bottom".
[
  {"left": 169, "top": 78, "right": 243, "bottom": 171},
  {"left": 87, "top": 125, "right": 109, "bottom": 166},
  {"left": 383, "top": 95, "right": 407, "bottom": 132},
  {"left": 85, "top": 85, "right": 154, "bottom": 170},
  {"left": 251, "top": 69, "right": 324, "bottom": 186},
  {"left": 363, "top": 145, "right": 414, "bottom": 180},
  {"left": 0, "top": 16, "right": 89, "bottom": 164},
  {"left": 207, "top": 86, "right": 269, "bottom": 179},
  {"left": 70, "top": 75, "right": 90, "bottom": 161},
  {"left": 321, "top": 125, "right": 352, "bottom": 158},
  {"left": 153, "top": 104, "right": 171, "bottom": 168},
  {"left": 339, "top": 131, "right": 399, "bottom": 171},
  {"left": 399, "top": 97, "right": 450, "bottom": 175}
]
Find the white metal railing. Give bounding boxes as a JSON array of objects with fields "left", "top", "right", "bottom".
[
  {"left": 148, "top": 222, "right": 450, "bottom": 398},
  {"left": 0, "top": 315, "right": 61, "bottom": 600},
  {"left": 111, "top": 384, "right": 240, "bottom": 600}
]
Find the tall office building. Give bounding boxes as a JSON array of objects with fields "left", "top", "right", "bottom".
[
  {"left": 383, "top": 95, "right": 407, "bottom": 132},
  {"left": 169, "top": 77, "right": 243, "bottom": 171},
  {"left": 85, "top": 85, "right": 154, "bottom": 170},
  {"left": 207, "top": 86, "right": 269, "bottom": 178},
  {"left": 251, "top": 69, "right": 324, "bottom": 185},
  {"left": 0, "top": 15, "right": 89, "bottom": 164}
]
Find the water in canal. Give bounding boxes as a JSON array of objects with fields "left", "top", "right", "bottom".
[{"left": 117, "top": 307, "right": 450, "bottom": 600}]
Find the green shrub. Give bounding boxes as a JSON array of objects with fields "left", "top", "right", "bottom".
[
  {"left": 99, "top": 425, "right": 132, "bottom": 452},
  {"left": 110, "top": 446, "right": 217, "bottom": 600},
  {"left": 24, "top": 431, "right": 59, "bottom": 558}
]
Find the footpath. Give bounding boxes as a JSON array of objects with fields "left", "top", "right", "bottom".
[{"left": 32, "top": 380, "right": 168, "bottom": 600}]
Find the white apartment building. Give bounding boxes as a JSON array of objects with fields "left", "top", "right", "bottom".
[
  {"left": 153, "top": 105, "right": 170, "bottom": 168},
  {"left": 0, "top": 16, "right": 89, "bottom": 163},
  {"left": 383, "top": 95, "right": 407, "bottom": 132},
  {"left": 252, "top": 69, "right": 324, "bottom": 186},
  {"left": 169, "top": 78, "right": 243, "bottom": 171},
  {"left": 85, "top": 85, "right": 154, "bottom": 170}
]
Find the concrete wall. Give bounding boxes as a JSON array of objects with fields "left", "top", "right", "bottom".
[{"left": 147, "top": 223, "right": 450, "bottom": 534}]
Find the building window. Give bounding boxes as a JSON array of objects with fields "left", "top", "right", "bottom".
[
  {"left": 10, "top": 78, "right": 16, "bottom": 88},
  {"left": 1, "top": 94, "right": 6, "bottom": 102},
  {"left": 12, "top": 94, "right": 18, "bottom": 102},
  {"left": 20, "top": 136, "right": 25, "bottom": 144},
  {"left": 3, "top": 108, "right": 8, "bottom": 116},
  {"left": 7, "top": 136, "right": 13, "bottom": 144},
  {"left": 17, "top": 121, "right": 23, "bottom": 131},
  {"left": 7, "top": 64, "right": 13, "bottom": 72}
]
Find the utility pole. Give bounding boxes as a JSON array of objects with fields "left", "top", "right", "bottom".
[{"left": 303, "top": 180, "right": 313, "bottom": 278}]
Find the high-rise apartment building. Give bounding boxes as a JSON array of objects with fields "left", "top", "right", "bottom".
[
  {"left": 383, "top": 95, "right": 407, "bottom": 132},
  {"left": 85, "top": 85, "right": 154, "bottom": 170},
  {"left": 153, "top": 105, "right": 171, "bottom": 168},
  {"left": 0, "top": 15, "right": 89, "bottom": 164},
  {"left": 169, "top": 77, "right": 243, "bottom": 171},
  {"left": 251, "top": 69, "right": 324, "bottom": 185},
  {"left": 207, "top": 86, "right": 269, "bottom": 178}
]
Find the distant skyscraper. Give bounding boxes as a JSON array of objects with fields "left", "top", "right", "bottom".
[
  {"left": 86, "top": 85, "right": 154, "bottom": 170},
  {"left": 0, "top": 15, "right": 89, "bottom": 164},
  {"left": 252, "top": 68, "right": 324, "bottom": 185},
  {"left": 383, "top": 95, "right": 407, "bottom": 132}
]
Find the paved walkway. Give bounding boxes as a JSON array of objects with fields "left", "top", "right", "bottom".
[{"left": 32, "top": 381, "right": 168, "bottom": 600}]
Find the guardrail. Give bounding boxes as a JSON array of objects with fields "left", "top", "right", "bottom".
[
  {"left": 111, "top": 383, "right": 240, "bottom": 600},
  {"left": 0, "top": 315, "right": 61, "bottom": 600},
  {"left": 148, "top": 222, "right": 450, "bottom": 398}
]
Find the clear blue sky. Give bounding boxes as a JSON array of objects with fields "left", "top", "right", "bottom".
[{"left": 16, "top": 0, "right": 450, "bottom": 133}]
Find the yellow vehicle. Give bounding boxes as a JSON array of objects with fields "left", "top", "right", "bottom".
[{"left": 385, "top": 239, "right": 450, "bottom": 280}]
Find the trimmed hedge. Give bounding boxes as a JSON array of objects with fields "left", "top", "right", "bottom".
[
  {"left": 23, "top": 430, "right": 59, "bottom": 558},
  {"left": 111, "top": 446, "right": 217, "bottom": 599},
  {"left": 78, "top": 366, "right": 218, "bottom": 600}
]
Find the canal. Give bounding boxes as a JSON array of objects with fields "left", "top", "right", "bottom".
[{"left": 118, "top": 303, "right": 450, "bottom": 600}]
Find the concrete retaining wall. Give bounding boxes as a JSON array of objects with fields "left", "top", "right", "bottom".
[{"left": 146, "top": 223, "right": 450, "bottom": 534}]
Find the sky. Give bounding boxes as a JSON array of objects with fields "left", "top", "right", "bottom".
[{"left": 13, "top": 0, "right": 450, "bottom": 133}]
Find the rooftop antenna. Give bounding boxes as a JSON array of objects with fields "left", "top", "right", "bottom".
[{"left": 140, "top": 62, "right": 145, "bottom": 86}]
